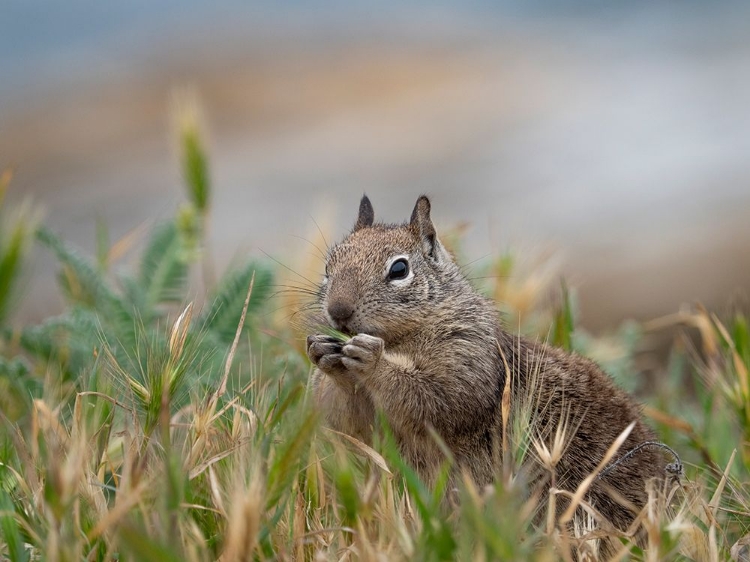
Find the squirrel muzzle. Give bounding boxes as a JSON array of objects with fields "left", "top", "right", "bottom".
[{"left": 326, "top": 269, "right": 359, "bottom": 331}]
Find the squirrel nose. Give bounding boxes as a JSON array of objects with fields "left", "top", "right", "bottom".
[{"left": 328, "top": 300, "right": 355, "bottom": 325}]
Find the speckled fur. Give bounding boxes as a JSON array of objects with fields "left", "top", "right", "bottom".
[{"left": 307, "top": 195, "right": 665, "bottom": 541}]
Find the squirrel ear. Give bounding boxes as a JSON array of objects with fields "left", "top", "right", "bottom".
[
  {"left": 354, "top": 195, "right": 375, "bottom": 230},
  {"left": 410, "top": 195, "right": 444, "bottom": 261}
]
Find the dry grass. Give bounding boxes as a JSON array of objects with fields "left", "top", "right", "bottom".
[{"left": 2, "top": 285, "right": 748, "bottom": 561}]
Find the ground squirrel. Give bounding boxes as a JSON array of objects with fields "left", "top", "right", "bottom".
[{"left": 306, "top": 195, "right": 667, "bottom": 537}]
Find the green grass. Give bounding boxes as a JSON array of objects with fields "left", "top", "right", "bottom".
[{"left": 0, "top": 110, "right": 748, "bottom": 561}]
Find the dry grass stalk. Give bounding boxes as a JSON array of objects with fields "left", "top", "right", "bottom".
[
  {"left": 497, "top": 340, "right": 512, "bottom": 482},
  {"left": 558, "top": 421, "right": 635, "bottom": 525},
  {"left": 221, "top": 469, "right": 264, "bottom": 562},
  {"left": 325, "top": 428, "right": 392, "bottom": 477}
]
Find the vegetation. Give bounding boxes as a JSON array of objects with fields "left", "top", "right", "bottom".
[{"left": 0, "top": 109, "right": 747, "bottom": 561}]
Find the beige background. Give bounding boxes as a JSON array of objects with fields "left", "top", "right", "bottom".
[{"left": 3, "top": 3, "right": 750, "bottom": 331}]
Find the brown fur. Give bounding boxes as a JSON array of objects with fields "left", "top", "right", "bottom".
[{"left": 306, "top": 195, "right": 666, "bottom": 546}]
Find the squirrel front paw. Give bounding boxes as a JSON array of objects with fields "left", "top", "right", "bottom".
[
  {"left": 307, "top": 333, "right": 384, "bottom": 379},
  {"left": 307, "top": 335, "right": 347, "bottom": 374},
  {"left": 341, "top": 334, "right": 384, "bottom": 377}
]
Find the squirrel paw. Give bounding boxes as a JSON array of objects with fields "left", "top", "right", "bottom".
[
  {"left": 307, "top": 335, "right": 346, "bottom": 374},
  {"left": 341, "top": 334, "right": 384, "bottom": 377},
  {"left": 307, "top": 333, "right": 384, "bottom": 382}
]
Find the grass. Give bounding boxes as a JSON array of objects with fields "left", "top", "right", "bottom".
[{"left": 0, "top": 103, "right": 748, "bottom": 561}]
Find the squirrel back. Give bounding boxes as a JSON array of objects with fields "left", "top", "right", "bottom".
[{"left": 306, "top": 195, "right": 667, "bottom": 539}]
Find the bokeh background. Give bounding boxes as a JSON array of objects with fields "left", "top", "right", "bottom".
[{"left": 3, "top": 1, "right": 750, "bottom": 331}]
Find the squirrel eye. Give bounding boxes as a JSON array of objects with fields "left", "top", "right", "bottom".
[{"left": 387, "top": 258, "right": 409, "bottom": 281}]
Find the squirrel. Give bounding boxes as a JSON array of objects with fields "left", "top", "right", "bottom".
[{"left": 306, "top": 195, "right": 667, "bottom": 542}]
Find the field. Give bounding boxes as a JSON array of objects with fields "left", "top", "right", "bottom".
[{"left": 0, "top": 120, "right": 748, "bottom": 561}]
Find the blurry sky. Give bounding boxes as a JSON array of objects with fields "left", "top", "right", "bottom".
[{"left": 2, "top": 1, "right": 750, "bottom": 330}]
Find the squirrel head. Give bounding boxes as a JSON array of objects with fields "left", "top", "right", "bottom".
[{"left": 319, "top": 195, "right": 462, "bottom": 342}]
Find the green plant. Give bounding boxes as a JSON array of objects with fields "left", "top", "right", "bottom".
[{"left": 0, "top": 170, "right": 38, "bottom": 327}]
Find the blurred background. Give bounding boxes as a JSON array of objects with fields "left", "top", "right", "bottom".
[{"left": 2, "top": 1, "right": 750, "bottom": 332}]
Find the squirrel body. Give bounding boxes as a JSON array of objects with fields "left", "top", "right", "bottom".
[{"left": 307, "top": 195, "right": 665, "bottom": 535}]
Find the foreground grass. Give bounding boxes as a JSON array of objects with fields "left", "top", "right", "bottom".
[
  {"left": 0, "top": 107, "right": 748, "bottom": 560},
  {"left": 1, "top": 248, "right": 748, "bottom": 562}
]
